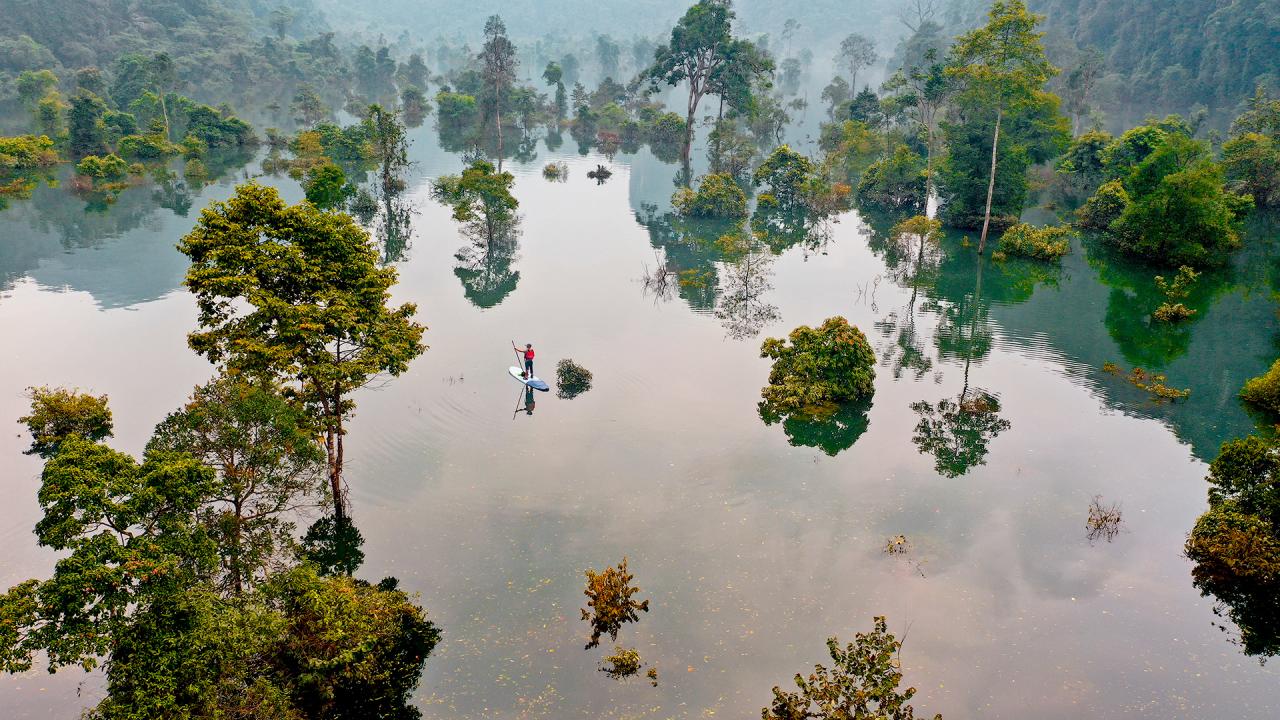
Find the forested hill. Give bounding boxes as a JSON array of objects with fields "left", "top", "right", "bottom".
[
  {"left": 1028, "top": 0, "right": 1279, "bottom": 116},
  {"left": 0, "top": 0, "right": 327, "bottom": 69}
]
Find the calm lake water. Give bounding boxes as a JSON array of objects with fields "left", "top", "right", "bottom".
[{"left": 2, "top": 126, "right": 1279, "bottom": 718}]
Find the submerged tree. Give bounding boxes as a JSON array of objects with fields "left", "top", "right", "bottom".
[
  {"left": 1185, "top": 435, "right": 1280, "bottom": 658},
  {"left": 643, "top": 0, "right": 736, "bottom": 166},
  {"left": 19, "top": 385, "right": 114, "bottom": 458},
  {"left": 909, "top": 391, "right": 1010, "bottom": 478},
  {"left": 179, "top": 183, "right": 426, "bottom": 522},
  {"left": 945, "top": 0, "right": 1058, "bottom": 253},
  {"left": 433, "top": 160, "right": 522, "bottom": 307},
  {"left": 581, "top": 558, "right": 649, "bottom": 649},
  {"left": 762, "top": 617, "right": 941, "bottom": 720},
  {"left": 479, "top": 15, "right": 518, "bottom": 166}
]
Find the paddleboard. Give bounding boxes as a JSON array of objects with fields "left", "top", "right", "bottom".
[{"left": 509, "top": 366, "right": 550, "bottom": 392}]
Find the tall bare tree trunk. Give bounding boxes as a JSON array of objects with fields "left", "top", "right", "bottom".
[{"left": 977, "top": 106, "right": 1002, "bottom": 255}]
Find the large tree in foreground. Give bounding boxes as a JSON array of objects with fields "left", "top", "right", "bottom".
[
  {"left": 643, "top": 0, "right": 735, "bottom": 165},
  {"left": 945, "top": 0, "right": 1057, "bottom": 253},
  {"left": 179, "top": 183, "right": 426, "bottom": 521}
]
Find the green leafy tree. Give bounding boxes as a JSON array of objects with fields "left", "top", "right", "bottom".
[
  {"left": 479, "top": 15, "right": 518, "bottom": 164},
  {"left": 1222, "top": 132, "right": 1279, "bottom": 208},
  {"left": 1185, "top": 435, "right": 1280, "bottom": 657},
  {"left": 857, "top": 144, "right": 927, "bottom": 212},
  {"left": 543, "top": 61, "right": 567, "bottom": 119},
  {"left": 1110, "top": 158, "right": 1252, "bottom": 267},
  {"left": 178, "top": 183, "right": 426, "bottom": 521},
  {"left": 304, "top": 161, "right": 351, "bottom": 211},
  {"left": 882, "top": 47, "right": 950, "bottom": 198},
  {"left": 945, "top": 0, "right": 1059, "bottom": 252},
  {"left": 68, "top": 89, "right": 109, "bottom": 157},
  {"left": 762, "top": 617, "right": 941, "bottom": 720},
  {"left": 758, "top": 316, "right": 876, "bottom": 416},
  {"left": 752, "top": 145, "right": 817, "bottom": 210},
  {"left": 672, "top": 172, "right": 748, "bottom": 218},
  {"left": 838, "top": 33, "right": 878, "bottom": 90},
  {"left": 18, "top": 386, "right": 113, "bottom": 458},
  {"left": 291, "top": 85, "right": 328, "bottom": 127},
  {"left": 431, "top": 159, "right": 520, "bottom": 245},
  {"left": 0, "top": 436, "right": 217, "bottom": 672},
  {"left": 147, "top": 377, "right": 326, "bottom": 593},
  {"left": 643, "top": 0, "right": 736, "bottom": 165}
]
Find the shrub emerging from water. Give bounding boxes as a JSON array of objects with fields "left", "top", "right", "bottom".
[
  {"left": 672, "top": 173, "right": 748, "bottom": 219},
  {"left": 762, "top": 616, "right": 941, "bottom": 720},
  {"left": 1076, "top": 179, "right": 1129, "bottom": 230},
  {"left": 856, "top": 143, "right": 926, "bottom": 212},
  {"left": 600, "top": 646, "right": 643, "bottom": 680},
  {"left": 1185, "top": 435, "right": 1280, "bottom": 656},
  {"left": 759, "top": 316, "right": 876, "bottom": 416},
  {"left": 996, "top": 223, "right": 1074, "bottom": 261},
  {"left": 556, "top": 358, "right": 593, "bottom": 399},
  {"left": 1103, "top": 362, "right": 1190, "bottom": 402},
  {"left": 0, "top": 135, "right": 59, "bottom": 169},
  {"left": 1241, "top": 359, "right": 1280, "bottom": 417},
  {"left": 542, "top": 161, "right": 568, "bottom": 180},
  {"left": 581, "top": 557, "right": 649, "bottom": 649},
  {"left": 75, "top": 153, "right": 129, "bottom": 181}
]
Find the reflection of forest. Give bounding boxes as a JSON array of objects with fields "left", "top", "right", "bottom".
[
  {"left": 865, "top": 206, "right": 1280, "bottom": 463},
  {"left": 0, "top": 160, "right": 242, "bottom": 308}
]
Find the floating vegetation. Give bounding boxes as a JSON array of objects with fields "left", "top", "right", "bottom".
[
  {"left": 1152, "top": 266, "right": 1200, "bottom": 323},
  {"left": 646, "top": 667, "right": 659, "bottom": 686},
  {"left": 1087, "top": 495, "right": 1124, "bottom": 544},
  {"left": 1103, "top": 362, "right": 1190, "bottom": 401},
  {"left": 587, "top": 164, "right": 613, "bottom": 183},
  {"left": 581, "top": 557, "right": 649, "bottom": 649},
  {"left": 599, "top": 646, "right": 642, "bottom": 680},
  {"left": 884, "top": 535, "right": 910, "bottom": 555},
  {"left": 556, "top": 359, "right": 593, "bottom": 400},
  {"left": 542, "top": 161, "right": 568, "bottom": 181}
]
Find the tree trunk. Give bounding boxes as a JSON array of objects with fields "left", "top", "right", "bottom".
[
  {"left": 977, "top": 106, "right": 1002, "bottom": 255},
  {"left": 159, "top": 91, "right": 171, "bottom": 142}
]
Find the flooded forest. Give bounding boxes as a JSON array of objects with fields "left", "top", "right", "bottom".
[{"left": 1, "top": 1, "right": 1279, "bottom": 718}]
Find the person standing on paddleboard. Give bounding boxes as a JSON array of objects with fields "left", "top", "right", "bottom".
[{"left": 514, "top": 342, "right": 535, "bottom": 378}]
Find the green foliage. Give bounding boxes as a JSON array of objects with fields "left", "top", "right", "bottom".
[
  {"left": 819, "top": 119, "right": 878, "bottom": 185},
  {"left": 85, "top": 565, "right": 439, "bottom": 720},
  {"left": 0, "top": 134, "right": 58, "bottom": 169},
  {"left": 75, "top": 153, "right": 129, "bottom": 181},
  {"left": 556, "top": 359, "right": 594, "bottom": 400},
  {"left": 759, "top": 317, "right": 876, "bottom": 417},
  {"left": 184, "top": 104, "right": 255, "bottom": 148},
  {"left": 0, "top": 435, "right": 217, "bottom": 673},
  {"left": 1186, "top": 435, "right": 1280, "bottom": 657},
  {"left": 147, "top": 377, "right": 325, "bottom": 595},
  {"left": 762, "top": 616, "right": 941, "bottom": 720},
  {"left": 179, "top": 183, "right": 425, "bottom": 520},
  {"left": 938, "top": 89, "right": 1070, "bottom": 229},
  {"left": 1110, "top": 160, "right": 1252, "bottom": 267},
  {"left": 18, "top": 386, "right": 113, "bottom": 458},
  {"left": 435, "top": 91, "right": 479, "bottom": 128},
  {"left": 1241, "top": 360, "right": 1280, "bottom": 418},
  {"left": 1055, "top": 129, "right": 1112, "bottom": 189},
  {"left": 996, "top": 223, "right": 1073, "bottom": 261},
  {"left": 856, "top": 144, "right": 926, "bottom": 212},
  {"left": 752, "top": 145, "right": 817, "bottom": 210},
  {"left": 641, "top": 0, "right": 737, "bottom": 158},
  {"left": 431, "top": 159, "right": 519, "bottom": 243},
  {"left": 67, "top": 89, "right": 109, "bottom": 157},
  {"left": 117, "top": 132, "right": 176, "bottom": 159},
  {"left": 581, "top": 558, "right": 648, "bottom": 650},
  {"left": 673, "top": 173, "right": 748, "bottom": 219},
  {"left": 1076, "top": 180, "right": 1128, "bottom": 230},
  {"left": 303, "top": 161, "right": 351, "bottom": 211},
  {"left": 1222, "top": 132, "right": 1279, "bottom": 208}
]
